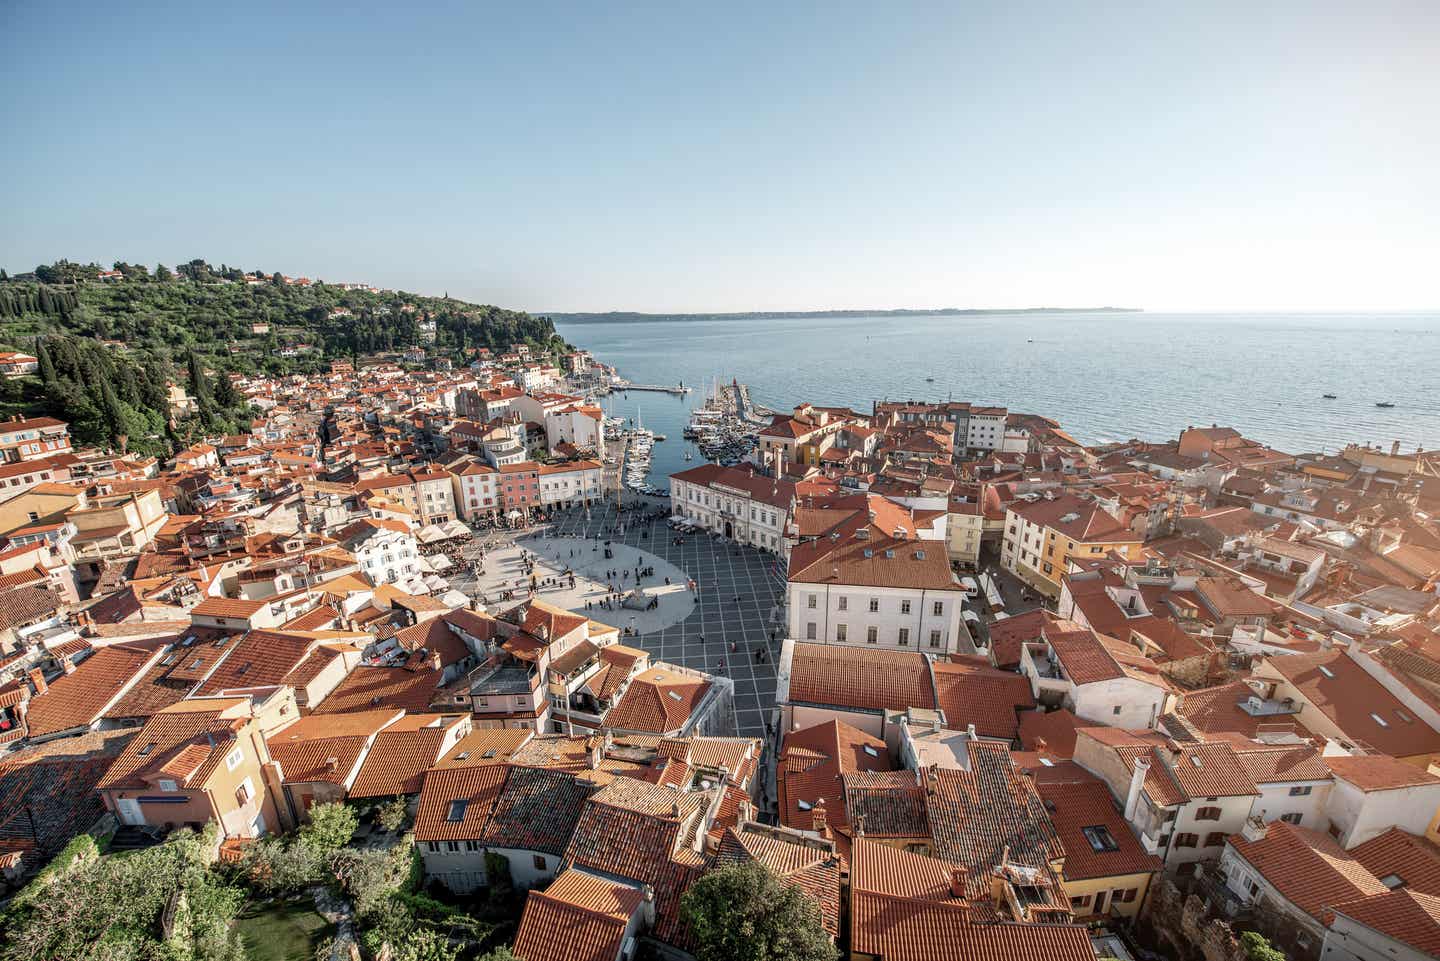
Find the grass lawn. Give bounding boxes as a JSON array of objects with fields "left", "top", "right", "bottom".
[{"left": 234, "top": 900, "right": 335, "bottom": 961}]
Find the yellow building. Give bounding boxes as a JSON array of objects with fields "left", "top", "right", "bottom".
[
  {"left": 1039, "top": 779, "right": 1162, "bottom": 921},
  {"left": 1001, "top": 494, "right": 1144, "bottom": 599},
  {"left": 946, "top": 499, "right": 983, "bottom": 567},
  {"left": 0, "top": 482, "right": 84, "bottom": 537}
]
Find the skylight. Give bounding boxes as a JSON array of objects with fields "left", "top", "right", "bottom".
[
  {"left": 446, "top": 799, "right": 468, "bottom": 822},
  {"left": 1318, "top": 665, "right": 1335, "bottom": 678},
  {"left": 797, "top": 799, "right": 813, "bottom": 811},
  {"left": 1082, "top": 825, "right": 1120, "bottom": 853},
  {"left": 1380, "top": 873, "right": 1405, "bottom": 890},
  {"left": 667, "top": 691, "right": 684, "bottom": 701},
  {"left": 862, "top": 745, "right": 879, "bottom": 757},
  {"left": 1371, "top": 713, "right": 1389, "bottom": 728}
]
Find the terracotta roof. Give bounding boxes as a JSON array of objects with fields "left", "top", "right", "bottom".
[
  {"left": 1038, "top": 778, "right": 1162, "bottom": 882},
  {"left": 95, "top": 698, "right": 249, "bottom": 791},
  {"left": 1177, "top": 680, "right": 1314, "bottom": 740},
  {"left": 849, "top": 838, "right": 1093, "bottom": 961},
  {"left": 432, "top": 728, "right": 532, "bottom": 769},
  {"left": 192, "top": 629, "right": 316, "bottom": 696},
  {"left": 512, "top": 868, "right": 643, "bottom": 961},
  {"left": 24, "top": 640, "right": 165, "bottom": 738},
  {"left": 1329, "top": 889, "right": 1440, "bottom": 955},
  {"left": 786, "top": 642, "right": 935, "bottom": 713},
  {"left": 1350, "top": 828, "right": 1440, "bottom": 897},
  {"left": 1017, "top": 709, "right": 1084, "bottom": 759},
  {"left": 480, "top": 765, "right": 596, "bottom": 856},
  {"left": 413, "top": 764, "right": 509, "bottom": 842},
  {"left": 714, "top": 825, "right": 842, "bottom": 935},
  {"left": 843, "top": 770, "right": 930, "bottom": 839},
  {"left": 788, "top": 494, "right": 961, "bottom": 591},
  {"left": 924, "top": 742, "right": 1067, "bottom": 902},
  {"left": 1325, "top": 753, "right": 1440, "bottom": 791},
  {"left": 604, "top": 667, "right": 710, "bottom": 734},
  {"left": 1267, "top": 650, "right": 1440, "bottom": 757},
  {"left": 777, "top": 719, "right": 890, "bottom": 830},
  {"left": 311, "top": 663, "right": 442, "bottom": 714},
  {"left": 931, "top": 660, "right": 1035, "bottom": 742},
  {"left": 348, "top": 715, "right": 464, "bottom": 797},
  {"left": 1228, "top": 821, "right": 1388, "bottom": 921}
]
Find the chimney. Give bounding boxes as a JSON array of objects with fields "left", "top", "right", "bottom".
[
  {"left": 62, "top": 656, "right": 78, "bottom": 675},
  {"left": 949, "top": 867, "right": 968, "bottom": 898},
  {"left": 1034, "top": 736, "right": 1048, "bottom": 755},
  {"left": 1241, "top": 816, "right": 1268, "bottom": 843},
  {"left": 1391, "top": 440, "right": 1400, "bottom": 457},
  {"left": 965, "top": 723, "right": 976, "bottom": 739},
  {"left": 1124, "top": 756, "right": 1151, "bottom": 821},
  {"left": 27, "top": 668, "right": 47, "bottom": 696},
  {"left": 428, "top": 650, "right": 442, "bottom": 672},
  {"left": 854, "top": 814, "right": 866, "bottom": 837},
  {"left": 811, "top": 802, "right": 830, "bottom": 838},
  {"left": 587, "top": 737, "right": 603, "bottom": 769}
]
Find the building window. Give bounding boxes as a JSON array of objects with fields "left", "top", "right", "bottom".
[
  {"left": 866, "top": 626, "right": 878, "bottom": 644},
  {"left": 900, "top": 600, "right": 911, "bottom": 615},
  {"left": 836, "top": 624, "right": 847, "bottom": 642},
  {"left": 446, "top": 800, "right": 468, "bottom": 822},
  {"left": 868, "top": 598, "right": 879, "bottom": 613},
  {"left": 898, "top": 628, "right": 909, "bottom": 646},
  {"left": 1288, "top": 785, "right": 1312, "bottom": 797},
  {"left": 806, "top": 622, "right": 816, "bottom": 640},
  {"left": 1204, "top": 832, "right": 1227, "bottom": 848},
  {"left": 235, "top": 778, "right": 253, "bottom": 807},
  {"left": 532, "top": 855, "right": 546, "bottom": 871},
  {"left": 933, "top": 601, "right": 943, "bottom": 616},
  {"left": 929, "top": 630, "right": 941, "bottom": 648},
  {"left": 226, "top": 746, "right": 244, "bottom": 771},
  {"left": 1195, "top": 806, "right": 1222, "bottom": 822},
  {"left": 1280, "top": 813, "right": 1302, "bottom": 825},
  {"left": 446, "top": 841, "right": 459, "bottom": 853},
  {"left": 1070, "top": 894, "right": 1091, "bottom": 909},
  {"left": 465, "top": 840, "right": 480, "bottom": 852},
  {"left": 838, "top": 596, "right": 847, "bottom": 611},
  {"left": 426, "top": 841, "right": 439, "bottom": 852},
  {"left": 1113, "top": 705, "right": 1123, "bottom": 716},
  {"left": 1121, "top": 888, "right": 1138, "bottom": 903},
  {"left": 1082, "top": 825, "right": 1120, "bottom": 852},
  {"left": 807, "top": 594, "right": 817, "bottom": 609},
  {"left": 158, "top": 778, "right": 177, "bottom": 793},
  {"left": 1175, "top": 833, "right": 1199, "bottom": 849}
]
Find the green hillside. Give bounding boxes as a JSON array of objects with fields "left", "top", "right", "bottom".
[{"left": 0, "top": 259, "right": 567, "bottom": 457}]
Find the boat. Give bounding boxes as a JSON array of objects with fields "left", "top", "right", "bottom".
[
  {"left": 1322, "top": 393, "right": 1337, "bottom": 399},
  {"left": 925, "top": 377, "right": 934, "bottom": 383},
  {"left": 1376, "top": 402, "right": 1396, "bottom": 408},
  {"left": 653, "top": 434, "right": 666, "bottom": 442}
]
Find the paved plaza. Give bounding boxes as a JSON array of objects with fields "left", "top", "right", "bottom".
[{"left": 446, "top": 501, "right": 789, "bottom": 740}]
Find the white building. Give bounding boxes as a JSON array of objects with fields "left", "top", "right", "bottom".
[
  {"left": 1073, "top": 729, "right": 1261, "bottom": 875},
  {"left": 964, "top": 406, "right": 1008, "bottom": 452},
  {"left": 1018, "top": 619, "right": 1177, "bottom": 729},
  {"left": 339, "top": 517, "right": 420, "bottom": 586},
  {"left": 537, "top": 460, "right": 603, "bottom": 509},
  {"left": 670, "top": 464, "right": 796, "bottom": 555},
  {"left": 786, "top": 493, "right": 968, "bottom": 655}
]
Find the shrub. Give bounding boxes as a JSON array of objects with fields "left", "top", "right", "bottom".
[{"left": 376, "top": 795, "right": 409, "bottom": 833}]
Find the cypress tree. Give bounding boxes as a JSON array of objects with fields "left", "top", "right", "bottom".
[{"left": 35, "top": 338, "right": 57, "bottom": 386}]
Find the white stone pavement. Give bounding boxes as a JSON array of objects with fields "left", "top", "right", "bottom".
[{"left": 471, "top": 533, "right": 697, "bottom": 635}]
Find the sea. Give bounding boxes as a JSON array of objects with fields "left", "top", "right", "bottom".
[{"left": 553, "top": 311, "right": 1440, "bottom": 487}]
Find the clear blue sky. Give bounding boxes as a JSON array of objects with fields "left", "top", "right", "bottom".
[{"left": 3, "top": 2, "right": 1437, "bottom": 312}]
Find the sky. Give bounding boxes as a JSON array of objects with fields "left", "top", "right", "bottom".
[{"left": 3, "top": 2, "right": 1437, "bottom": 313}]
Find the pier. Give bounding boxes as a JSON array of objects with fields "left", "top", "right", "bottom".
[{"left": 612, "top": 380, "right": 692, "bottom": 395}]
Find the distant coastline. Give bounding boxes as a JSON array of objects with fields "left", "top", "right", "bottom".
[{"left": 544, "top": 307, "right": 1141, "bottom": 323}]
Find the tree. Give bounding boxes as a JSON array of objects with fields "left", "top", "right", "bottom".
[
  {"left": 155, "top": 264, "right": 173, "bottom": 282},
  {"left": 680, "top": 862, "right": 836, "bottom": 961},
  {"left": 1240, "top": 931, "right": 1287, "bottom": 961},
  {"left": 375, "top": 795, "right": 409, "bottom": 833},
  {"left": 298, "top": 801, "right": 358, "bottom": 853},
  {"left": 34, "top": 338, "right": 56, "bottom": 386},
  {"left": 476, "top": 948, "right": 520, "bottom": 961}
]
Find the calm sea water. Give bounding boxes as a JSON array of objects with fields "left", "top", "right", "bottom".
[{"left": 554, "top": 312, "right": 1440, "bottom": 485}]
